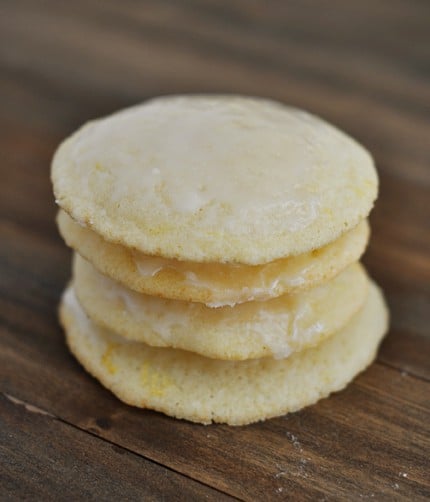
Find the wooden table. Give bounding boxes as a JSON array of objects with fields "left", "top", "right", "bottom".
[{"left": 1, "top": 1, "right": 429, "bottom": 500}]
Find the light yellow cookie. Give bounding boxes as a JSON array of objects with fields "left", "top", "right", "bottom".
[
  {"left": 73, "top": 254, "right": 368, "bottom": 360},
  {"left": 58, "top": 210, "right": 369, "bottom": 305},
  {"left": 52, "top": 95, "right": 377, "bottom": 265},
  {"left": 60, "top": 282, "right": 388, "bottom": 425}
]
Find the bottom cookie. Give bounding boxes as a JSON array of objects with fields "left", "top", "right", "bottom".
[{"left": 60, "top": 282, "right": 388, "bottom": 425}]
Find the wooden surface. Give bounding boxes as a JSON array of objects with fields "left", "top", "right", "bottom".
[{"left": 1, "top": 1, "right": 429, "bottom": 500}]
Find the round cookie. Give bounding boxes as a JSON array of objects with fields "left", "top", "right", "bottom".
[
  {"left": 52, "top": 95, "right": 378, "bottom": 265},
  {"left": 73, "top": 254, "right": 369, "bottom": 360},
  {"left": 58, "top": 210, "right": 369, "bottom": 305},
  {"left": 60, "top": 282, "right": 388, "bottom": 425}
]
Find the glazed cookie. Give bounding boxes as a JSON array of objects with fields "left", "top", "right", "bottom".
[
  {"left": 52, "top": 95, "right": 377, "bottom": 264},
  {"left": 58, "top": 210, "right": 369, "bottom": 305},
  {"left": 73, "top": 254, "right": 368, "bottom": 360}
]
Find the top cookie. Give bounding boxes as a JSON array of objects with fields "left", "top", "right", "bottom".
[{"left": 52, "top": 95, "right": 377, "bottom": 264}]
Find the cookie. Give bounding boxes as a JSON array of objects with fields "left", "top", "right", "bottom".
[
  {"left": 58, "top": 210, "right": 369, "bottom": 305},
  {"left": 52, "top": 95, "right": 377, "bottom": 265},
  {"left": 60, "top": 281, "right": 388, "bottom": 425},
  {"left": 73, "top": 254, "right": 368, "bottom": 360}
]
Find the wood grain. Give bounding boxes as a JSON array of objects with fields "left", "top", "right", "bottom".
[
  {"left": 0, "top": 394, "right": 232, "bottom": 501},
  {"left": 1, "top": 0, "right": 429, "bottom": 500}
]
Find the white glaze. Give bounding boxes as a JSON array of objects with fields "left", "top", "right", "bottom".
[
  {"left": 63, "top": 287, "right": 91, "bottom": 333},
  {"left": 133, "top": 255, "right": 166, "bottom": 277}
]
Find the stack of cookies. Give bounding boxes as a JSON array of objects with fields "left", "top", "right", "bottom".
[{"left": 52, "top": 95, "right": 388, "bottom": 425}]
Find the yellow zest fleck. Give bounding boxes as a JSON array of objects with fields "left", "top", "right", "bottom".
[
  {"left": 94, "top": 162, "right": 105, "bottom": 172},
  {"left": 101, "top": 344, "right": 118, "bottom": 375},
  {"left": 140, "top": 363, "right": 173, "bottom": 397}
]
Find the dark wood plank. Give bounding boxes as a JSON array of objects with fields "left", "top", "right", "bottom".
[
  {"left": 0, "top": 394, "right": 232, "bottom": 501},
  {"left": 379, "top": 330, "right": 430, "bottom": 380},
  {"left": 1, "top": 0, "right": 429, "bottom": 499}
]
